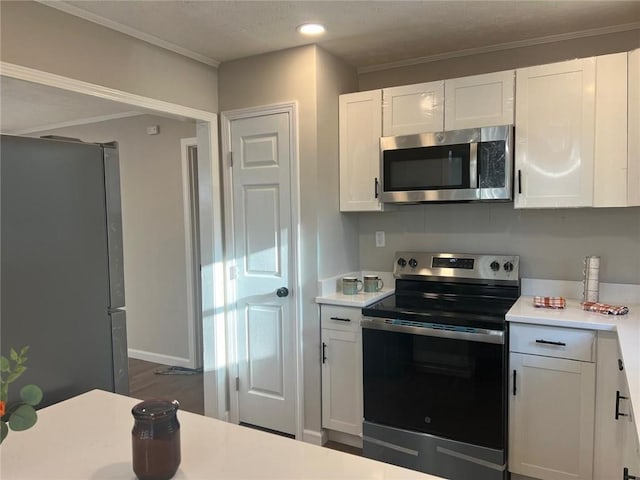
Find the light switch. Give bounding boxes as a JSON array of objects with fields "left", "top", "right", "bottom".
[{"left": 375, "top": 231, "right": 385, "bottom": 247}]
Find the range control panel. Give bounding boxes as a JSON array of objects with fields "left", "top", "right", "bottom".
[{"left": 394, "top": 252, "right": 519, "bottom": 283}]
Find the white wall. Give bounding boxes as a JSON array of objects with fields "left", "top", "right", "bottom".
[
  {"left": 0, "top": 1, "right": 218, "bottom": 112},
  {"left": 31, "top": 114, "right": 198, "bottom": 365}
]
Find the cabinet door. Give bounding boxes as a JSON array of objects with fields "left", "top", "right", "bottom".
[
  {"left": 594, "top": 52, "right": 628, "bottom": 207},
  {"left": 594, "top": 332, "right": 628, "bottom": 478},
  {"left": 444, "top": 70, "right": 515, "bottom": 130},
  {"left": 509, "top": 353, "right": 595, "bottom": 480},
  {"left": 515, "top": 58, "right": 596, "bottom": 208},
  {"left": 339, "top": 90, "right": 384, "bottom": 212},
  {"left": 382, "top": 81, "right": 444, "bottom": 136},
  {"left": 629, "top": 49, "right": 640, "bottom": 206},
  {"left": 321, "top": 328, "right": 362, "bottom": 436}
]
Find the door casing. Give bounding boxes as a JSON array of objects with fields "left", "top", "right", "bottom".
[{"left": 221, "top": 102, "right": 303, "bottom": 439}]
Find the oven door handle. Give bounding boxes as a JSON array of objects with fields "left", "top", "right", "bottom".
[{"left": 361, "top": 318, "right": 504, "bottom": 345}]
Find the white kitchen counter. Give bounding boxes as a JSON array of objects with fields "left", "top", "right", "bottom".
[
  {"left": 0, "top": 389, "right": 443, "bottom": 480},
  {"left": 315, "top": 288, "right": 394, "bottom": 307},
  {"left": 507, "top": 296, "right": 640, "bottom": 443}
]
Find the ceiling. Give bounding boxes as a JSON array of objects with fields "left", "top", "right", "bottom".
[
  {"left": 0, "top": 76, "right": 146, "bottom": 134},
  {"left": 44, "top": 0, "right": 640, "bottom": 71},
  {"left": 3, "top": 1, "right": 639, "bottom": 133}
]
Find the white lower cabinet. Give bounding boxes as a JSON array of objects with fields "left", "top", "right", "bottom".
[
  {"left": 594, "top": 331, "right": 640, "bottom": 480},
  {"left": 320, "top": 305, "right": 363, "bottom": 437},
  {"left": 509, "top": 324, "right": 596, "bottom": 480}
]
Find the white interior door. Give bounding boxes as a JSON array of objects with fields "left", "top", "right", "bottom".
[{"left": 231, "top": 111, "right": 296, "bottom": 436}]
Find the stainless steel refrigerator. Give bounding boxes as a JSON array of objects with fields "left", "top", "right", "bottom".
[{"left": 1, "top": 134, "right": 129, "bottom": 408}]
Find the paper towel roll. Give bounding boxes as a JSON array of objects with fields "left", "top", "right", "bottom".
[{"left": 582, "top": 256, "right": 600, "bottom": 302}]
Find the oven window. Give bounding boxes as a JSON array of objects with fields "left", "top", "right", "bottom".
[
  {"left": 383, "top": 144, "right": 470, "bottom": 191},
  {"left": 363, "top": 328, "right": 505, "bottom": 450}
]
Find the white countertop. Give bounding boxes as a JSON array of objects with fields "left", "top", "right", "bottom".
[
  {"left": 0, "top": 389, "right": 443, "bottom": 480},
  {"left": 507, "top": 296, "right": 640, "bottom": 443},
  {"left": 315, "top": 288, "right": 394, "bottom": 307}
]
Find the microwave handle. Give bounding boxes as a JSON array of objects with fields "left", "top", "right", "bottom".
[{"left": 469, "top": 143, "right": 478, "bottom": 188}]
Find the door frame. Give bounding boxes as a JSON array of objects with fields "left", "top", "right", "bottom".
[
  {"left": 1, "top": 61, "right": 227, "bottom": 420},
  {"left": 220, "top": 102, "right": 303, "bottom": 439},
  {"left": 180, "top": 137, "right": 203, "bottom": 370}
]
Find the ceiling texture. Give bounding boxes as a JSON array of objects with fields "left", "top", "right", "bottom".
[
  {"left": 3, "top": 1, "right": 640, "bottom": 133},
  {"left": 44, "top": 0, "right": 640, "bottom": 71}
]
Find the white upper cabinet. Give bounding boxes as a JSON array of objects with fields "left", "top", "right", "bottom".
[
  {"left": 515, "top": 58, "right": 596, "bottom": 208},
  {"left": 629, "top": 49, "right": 640, "bottom": 206},
  {"left": 339, "top": 90, "right": 385, "bottom": 212},
  {"left": 444, "top": 70, "right": 515, "bottom": 130},
  {"left": 594, "top": 52, "right": 629, "bottom": 207},
  {"left": 382, "top": 81, "right": 444, "bottom": 136}
]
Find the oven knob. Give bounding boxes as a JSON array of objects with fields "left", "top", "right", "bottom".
[
  {"left": 503, "top": 261, "right": 514, "bottom": 272},
  {"left": 397, "top": 257, "right": 407, "bottom": 267},
  {"left": 490, "top": 261, "right": 500, "bottom": 272},
  {"left": 408, "top": 258, "right": 418, "bottom": 268}
]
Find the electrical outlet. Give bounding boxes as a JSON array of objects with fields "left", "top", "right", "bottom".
[{"left": 375, "top": 231, "right": 385, "bottom": 247}]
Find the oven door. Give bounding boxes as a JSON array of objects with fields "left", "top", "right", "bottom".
[{"left": 362, "top": 318, "right": 506, "bottom": 450}]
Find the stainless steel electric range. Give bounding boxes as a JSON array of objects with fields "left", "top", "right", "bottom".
[{"left": 361, "top": 252, "right": 520, "bottom": 480}]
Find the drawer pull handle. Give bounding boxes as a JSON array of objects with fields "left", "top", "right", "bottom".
[
  {"left": 330, "top": 316, "right": 351, "bottom": 322},
  {"left": 619, "top": 358, "right": 624, "bottom": 371},
  {"left": 624, "top": 467, "right": 637, "bottom": 480},
  {"left": 535, "top": 339, "right": 566, "bottom": 346},
  {"left": 513, "top": 369, "right": 517, "bottom": 396},
  {"left": 616, "top": 390, "right": 629, "bottom": 420}
]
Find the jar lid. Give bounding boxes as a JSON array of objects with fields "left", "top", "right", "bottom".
[{"left": 132, "top": 399, "right": 179, "bottom": 420}]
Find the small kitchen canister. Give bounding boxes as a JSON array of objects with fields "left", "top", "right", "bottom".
[
  {"left": 132, "top": 399, "right": 181, "bottom": 480},
  {"left": 363, "top": 275, "right": 384, "bottom": 293},
  {"left": 342, "top": 276, "right": 363, "bottom": 295}
]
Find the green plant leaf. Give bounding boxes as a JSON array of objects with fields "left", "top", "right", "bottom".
[
  {"left": 8, "top": 404, "right": 37, "bottom": 431},
  {"left": 0, "top": 356, "right": 9, "bottom": 372},
  {"left": 20, "top": 384, "right": 43, "bottom": 406},
  {"left": 9, "top": 349, "right": 18, "bottom": 361},
  {"left": 5, "top": 365, "right": 26, "bottom": 383},
  {"left": 19, "top": 346, "right": 29, "bottom": 357},
  {"left": 0, "top": 421, "right": 8, "bottom": 443}
]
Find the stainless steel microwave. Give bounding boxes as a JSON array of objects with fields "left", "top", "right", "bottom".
[{"left": 380, "top": 125, "right": 513, "bottom": 203}]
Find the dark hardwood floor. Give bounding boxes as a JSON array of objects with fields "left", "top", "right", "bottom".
[
  {"left": 128, "top": 358, "right": 204, "bottom": 415},
  {"left": 128, "top": 359, "right": 362, "bottom": 456}
]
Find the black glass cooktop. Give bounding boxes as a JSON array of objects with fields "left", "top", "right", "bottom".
[{"left": 362, "top": 279, "right": 520, "bottom": 330}]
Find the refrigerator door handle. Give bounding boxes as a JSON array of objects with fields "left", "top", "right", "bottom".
[
  {"left": 103, "top": 144, "right": 126, "bottom": 309},
  {"left": 110, "top": 309, "right": 130, "bottom": 395}
]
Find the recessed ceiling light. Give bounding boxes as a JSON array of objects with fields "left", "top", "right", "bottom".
[{"left": 297, "top": 23, "right": 326, "bottom": 35}]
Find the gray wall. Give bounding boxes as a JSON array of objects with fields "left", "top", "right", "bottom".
[
  {"left": 360, "top": 203, "right": 640, "bottom": 284},
  {"left": 219, "top": 45, "right": 359, "bottom": 434},
  {"left": 316, "top": 47, "right": 360, "bottom": 279},
  {"left": 359, "top": 29, "right": 640, "bottom": 90},
  {"left": 31, "top": 114, "right": 198, "bottom": 363},
  {"left": 357, "top": 30, "right": 640, "bottom": 286},
  {"left": 0, "top": 1, "right": 218, "bottom": 112}
]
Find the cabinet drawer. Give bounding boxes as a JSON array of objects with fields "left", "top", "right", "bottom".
[
  {"left": 510, "top": 323, "right": 595, "bottom": 362},
  {"left": 320, "top": 305, "right": 361, "bottom": 332}
]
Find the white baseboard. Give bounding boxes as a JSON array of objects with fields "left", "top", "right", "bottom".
[
  {"left": 326, "top": 430, "right": 363, "bottom": 448},
  {"left": 128, "top": 348, "right": 193, "bottom": 368},
  {"left": 302, "top": 428, "right": 327, "bottom": 445}
]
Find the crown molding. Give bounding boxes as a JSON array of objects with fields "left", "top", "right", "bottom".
[
  {"left": 358, "top": 21, "right": 640, "bottom": 74},
  {"left": 37, "top": 1, "right": 221, "bottom": 68}
]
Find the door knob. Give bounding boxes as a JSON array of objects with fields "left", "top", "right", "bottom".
[{"left": 276, "top": 287, "right": 289, "bottom": 297}]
